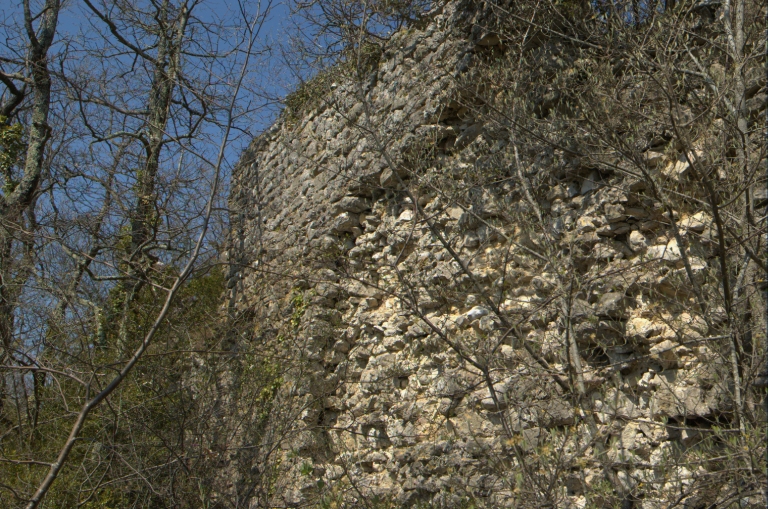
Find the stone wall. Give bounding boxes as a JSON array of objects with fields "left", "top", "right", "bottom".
[{"left": 226, "top": 1, "right": 765, "bottom": 507}]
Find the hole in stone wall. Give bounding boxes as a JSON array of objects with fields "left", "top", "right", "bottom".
[
  {"left": 318, "top": 409, "right": 338, "bottom": 427},
  {"left": 358, "top": 461, "right": 375, "bottom": 473},
  {"left": 395, "top": 375, "right": 410, "bottom": 389},
  {"left": 361, "top": 424, "right": 391, "bottom": 449}
]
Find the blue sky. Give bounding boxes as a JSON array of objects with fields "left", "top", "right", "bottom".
[
  {"left": 54, "top": 0, "right": 296, "bottom": 139},
  {"left": 0, "top": 0, "right": 309, "bottom": 272}
]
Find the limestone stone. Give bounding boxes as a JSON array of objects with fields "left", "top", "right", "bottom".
[
  {"left": 646, "top": 238, "right": 682, "bottom": 262},
  {"left": 662, "top": 150, "right": 705, "bottom": 180},
  {"left": 628, "top": 230, "right": 648, "bottom": 252},
  {"left": 643, "top": 151, "right": 665, "bottom": 167},
  {"left": 649, "top": 340, "right": 680, "bottom": 369},
  {"left": 224, "top": 1, "right": 744, "bottom": 504},
  {"left": 465, "top": 306, "right": 489, "bottom": 321},
  {"left": 580, "top": 170, "right": 601, "bottom": 194},
  {"left": 594, "top": 292, "right": 628, "bottom": 318},
  {"left": 679, "top": 211, "right": 711, "bottom": 233},
  {"left": 332, "top": 196, "right": 370, "bottom": 215}
]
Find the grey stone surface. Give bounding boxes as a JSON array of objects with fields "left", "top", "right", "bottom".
[{"left": 223, "top": 1, "right": 746, "bottom": 507}]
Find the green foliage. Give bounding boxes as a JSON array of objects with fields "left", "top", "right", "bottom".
[
  {"left": 300, "top": 460, "right": 314, "bottom": 476},
  {"left": 175, "top": 266, "right": 228, "bottom": 323},
  {"left": 291, "top": 290, "right": 309, "bottom": 328},
  {"left": 0, "top": 267, "right": 232, "bottom": 508},
  {"left": 243, "top": 355, "right": 283, "bottom": 421}
]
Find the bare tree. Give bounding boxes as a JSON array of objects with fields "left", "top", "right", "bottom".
[
  {"left": 0, "top": 1, "right": 276, "bottom": 507},
  {"left": 0, "top": 0, "right": 60, "bottom": 433}
]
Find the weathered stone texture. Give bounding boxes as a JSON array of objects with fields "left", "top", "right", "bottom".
[{"left": 225, "top": 1, "right": 763, "bottom": 508}]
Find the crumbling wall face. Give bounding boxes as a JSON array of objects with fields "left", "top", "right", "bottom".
[{"left": 227, "top": 1, "right": 765, "bottom": 507}]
